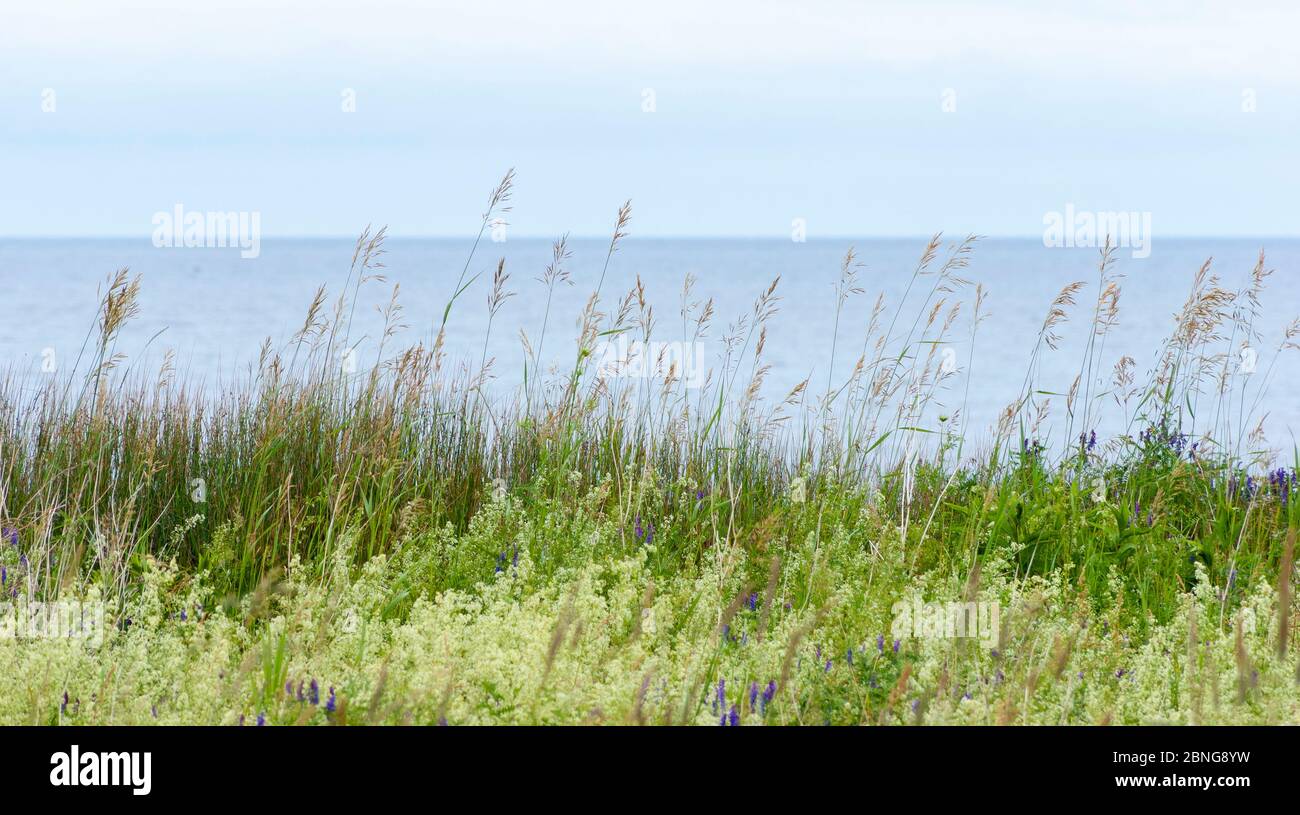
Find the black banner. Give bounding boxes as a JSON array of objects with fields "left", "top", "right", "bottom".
[{"left": 4, "top": 726, "right": 1285, "bottom": 801}]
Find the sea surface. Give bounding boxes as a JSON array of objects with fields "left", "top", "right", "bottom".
[{"left": 2, "top": 237, "right": 1298, "bottom": 453}]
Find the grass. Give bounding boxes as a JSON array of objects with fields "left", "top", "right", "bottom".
[{"left": 1, "top": 172, "right": 1298, "bottom": 725}]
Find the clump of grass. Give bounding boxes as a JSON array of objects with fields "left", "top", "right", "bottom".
[{"left": 0, "top": 171, "right": 1296, "bottom": 725}]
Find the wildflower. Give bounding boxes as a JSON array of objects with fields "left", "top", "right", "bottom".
[
  {"left": 746, "top": 592, "right": 759, "bottom": 612},
  {"left": 789, "top": 476, "right": 807, "bottom": 504},
  {"left": 296, "top": 681, "right": 305, "bottom": 702},
  {"left": 634, "top": 516, "right": 644, "bottom": 540},
  {"left": 749, "top": 682, "right": 759, "bottom": 711},
  {"left": 876, "top": 634, "right": 884, "bottom": 654},
  {"left": 1269, "top": 467, "right": 1295, "bottom": 502},
  {"left": 727, "top": 705, "right": 739, "bottom": 727},
  {"left": 325, "top": 687, "right": 337, "bottom": 714},
  {"left": 644, "top": 521, "right": 654, "bottom": 546},
  {"left": 309, "top": 679, "right": 320, "bottom": 705},
  {"left": 256, "top": 712, "right": 266, "bottom": 726},
  {"left": 846, "top": 647, "right": 854, "bottom": 666},
  {"left": 1, "top": 527, "right": 15, "bottom": 547},
  {"left": 713, "top": 679, "right": 725, "bottom": 715},
  {"left": 892, "top": 639, "right": 900, "bottom": 654},
  {"left": 61, "top": 692, "right": 68, "bottom": 715},
  {"left": 1091, "top": 477, "right": 1106, "bottom": 504},
  {"left": 824, "top": 660, "right": 832, "bottom": 673},
  {"left": 761, "top": 681, "right": 776, "bottom": 715}
]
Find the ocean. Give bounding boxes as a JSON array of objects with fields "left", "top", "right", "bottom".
[{"left": 3, "top": 237, "right": 1298, "bottom": 451}]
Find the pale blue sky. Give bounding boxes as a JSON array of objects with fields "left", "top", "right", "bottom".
[{"left": 3, "top": 0, "right": 1298, "bottom": 237}]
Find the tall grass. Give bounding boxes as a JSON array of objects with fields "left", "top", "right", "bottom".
[{"left": 0, "top": 173, "right": 1296, "bottom": 640}]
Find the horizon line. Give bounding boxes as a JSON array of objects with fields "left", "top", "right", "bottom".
[{"left": 4, "top": 234, "right": 1300, "bottom": 242}]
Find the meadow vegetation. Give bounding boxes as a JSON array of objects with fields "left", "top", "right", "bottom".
[{"left": 1, "top": 171, "right": 1298, "bottom": 725}]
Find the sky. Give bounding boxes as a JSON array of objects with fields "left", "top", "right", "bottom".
[{"left": 3, "top": 0, "right": 1299, "bottom": 238}]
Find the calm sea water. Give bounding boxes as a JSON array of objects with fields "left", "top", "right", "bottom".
[{"left": 3, "top": 237, "right": 1298, "bottom": 449}]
